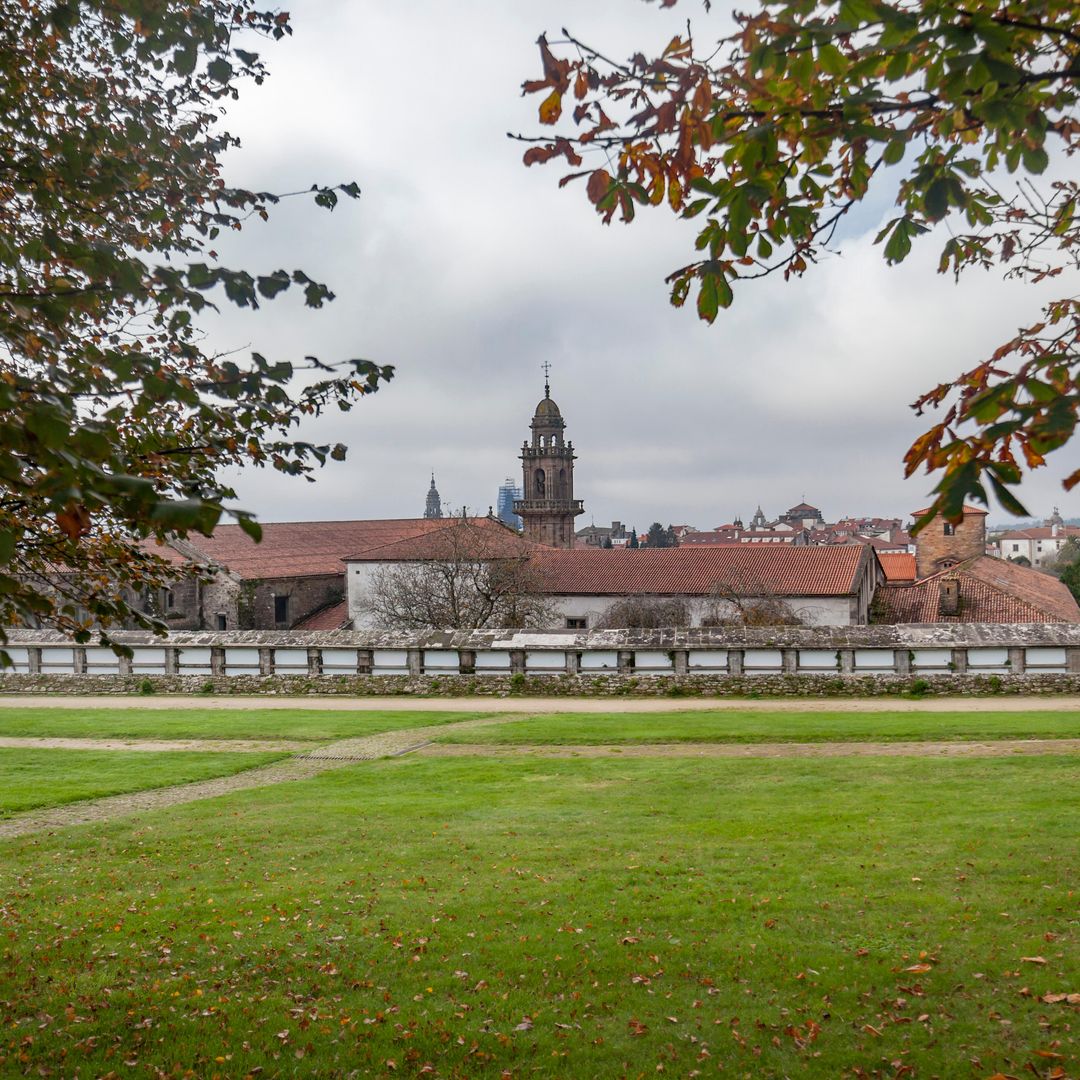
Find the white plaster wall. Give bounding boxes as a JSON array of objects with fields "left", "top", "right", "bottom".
[
  {"left": 346, "top": 559, "right": 858, "bottom": 630},
  {"left": 548, "top": 594, "right": 855, "bottom": 628}
]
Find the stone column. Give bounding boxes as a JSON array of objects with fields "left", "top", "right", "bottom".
[
  {"left": 893, "top": 649, "right": 911, "bottom": 676},
  {"left": 306, "top": 647, "right": 322, "bottom": 676},
  {"left": 672, "top": 650, "right": 689, "bottom": 676},
  {"left": 564, "top": 651, "right": 580, "bottom": 676},
  {"left": 27, "top": 647, "right": 41, "bottom": 674},
  {"left": 1007, "top": 646, "right": 1025, "bottom": 675},
  {"left": 210, "top": 647, "right": 225, "bottom": 677},
  {"left": 459, "top": 649, "right": 476, "bottom": 675},
  {"left": 1067, "top": 647, "right": 1080, "bottom": 674},
  {"left": 617, "top": 650, "right": 634, "bottom": 674},
  {"left": 73, "top": 648, "right": 87, "bottom": 675},
  {"left": 407, "top": 648, "right": 423, "bottom": 677},
  {"left": 837, "top": 649, "right": 855, "bottom": 675},
  {"left": 510, "top": 649, "right": 526, "bottom": 675},
  {"left": 727, "top": 649, "right": 744, "bottom": 676},
  {"left": 259, "top": 647, "right": 273, "bottom": 675},
  {"left": 781, "top": 649, "right": 797, "bottom": 674},
  {"left": 164, "top": 647, "right": 179, "bottom": 675},
  {"left": 951, "top": 648, "right": 968, "bottom": 674}
]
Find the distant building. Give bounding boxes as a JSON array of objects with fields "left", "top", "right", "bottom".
[
  {"left": 577, "top": 521, "right": 633, "bottom": 548},
  {"left": 995, "top": 508, "right": 1080, "bottom": 567},
  {"left": 513, "top": 375, "right": 584, "bottom": 548},
  {"left": 423, "top": 475, "right": 443, "bottom": 520},
  {"left": 496, "top": 477, "right": 523, "bottom": 530}
]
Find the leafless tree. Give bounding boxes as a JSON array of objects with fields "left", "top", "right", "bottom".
[
  {"left": 700, "top": 574, "right": 805, "bottom": 627},
  {"left": 595, "top": 595, "right": 691, "bottom": 629},
  {"left": 359, "top": 524, "right": 556, "bottom": 630}
]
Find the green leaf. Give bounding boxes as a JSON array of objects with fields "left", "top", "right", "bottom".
[{"left": 207, "top": 58, "right": 233, "bottom": 83}]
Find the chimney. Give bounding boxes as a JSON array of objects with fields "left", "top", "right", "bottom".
[{"left": 939, "top": 578, "right": 959, "bottom": 616}]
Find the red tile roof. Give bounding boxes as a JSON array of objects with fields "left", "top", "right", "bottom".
[
  {"left": 345, "top": 519, "right": 545, "bottom": 562},
  {"left": 996, "top": 526, "right": 1080, "bottom": 540},
  {"left": 293, "top": 600, "right": 350, "bottom": 630},
  {"left": 529, "top": 545, "right": 872, "bottom": 597},
  {"left": 171, "top": 518, "right": 503, "bottom": 579},
  {"left": 878, "top": 553, "right": 917, "bottom": 582},
  {"left": 874, "top": 557, "right": 1080, "bottom": 623}
]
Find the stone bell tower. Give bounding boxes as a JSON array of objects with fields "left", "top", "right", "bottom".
[{"left": 514, "top": 367, "right": 584, "bottom": 548}]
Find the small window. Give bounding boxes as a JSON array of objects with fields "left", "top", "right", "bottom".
[
  {"left": 274, "top": 595, "right": 290, "bottom": 624},
  {"left": 164, "top": 589, "right": 175, "bottom": 610},
  {"left": 215, "top": 613, "right": 227, "bottom": 630},
  {"left": 943, "top": 523, "right": 955, "bottom": 536},
  {"left": 565, "top": 617, "right": 587, "bottom": 630}
]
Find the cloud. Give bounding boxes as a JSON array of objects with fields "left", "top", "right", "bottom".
[{"left": 202, "top": 0, "right": 1080, "bottom": 531}]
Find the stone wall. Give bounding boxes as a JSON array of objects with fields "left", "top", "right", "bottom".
[{"left": 4, "top": 624, "right": 1080, "bottom": 696}]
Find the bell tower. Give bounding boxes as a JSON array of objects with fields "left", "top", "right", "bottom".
[{"left": 514, "top": 367, "right": 584, "bottom": 548}]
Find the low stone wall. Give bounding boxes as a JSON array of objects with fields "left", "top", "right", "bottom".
[
  {"left": 4, "top": 626, "right": 1080, "bottom": 697},
  {"left": 3, "top": 671, "right": 1079, "bottom": 698}
]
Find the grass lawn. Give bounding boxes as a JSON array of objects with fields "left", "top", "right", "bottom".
[
  {"left": 0, "top": 754, "right": 1076, "bottom": 1077},
  {"left": 0, "top": 707, "right": 482, "bottom": 742},
  {"left": 436, "top": 708, "right": 1080, "bottom": 745},
  {"left": 0, "top": 748, "right": 287, "bottom": 816}
]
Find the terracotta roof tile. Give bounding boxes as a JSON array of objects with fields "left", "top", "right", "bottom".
[
  {"left": 292, "top": 600, "right": 350, "bottom": 630},
  {"left": 529, "top": 545, "right": 870, "bottom": 597},
  {"left": 345, "top": 519, "right": 542, "bottom": 562},
  {"left": 879, "top": 553, "right": 917, "bottom": 582},
  {"left": 874, "top": 556, "right": 1080, "bottom": 623},
  {"left": 171, "top": 518, "right": 500, "bottom": 579}
]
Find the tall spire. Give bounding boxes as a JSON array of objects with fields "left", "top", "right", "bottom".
[
  {"left": 424, "top": 473, "right": 443, "bottom": 520},
  {"left": 542, "top": 360, "right": 551, "bottom": 399}
]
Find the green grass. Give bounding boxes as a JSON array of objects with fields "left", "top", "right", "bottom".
[
  {"left": 436, "top": 708, "right": 1080, "bottom": 744},
  {"left": 0, "top": 707, "right": 481, "bottom": 742},
  {"left": 0, "top": 748, "right": 287, "bottom": 815},
  {"left": 1, "top": 754, "right": 1076, "bottom": 1077}
]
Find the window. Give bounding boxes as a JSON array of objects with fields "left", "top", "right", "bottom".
[
  {"left": 565, "top": 617, "right": 587, "bottom": 630},
  {"left": 164, "top": 588, "right": 175, "bottom": 610},
  {"left": 215, "top": 613, "right": 227, "bottom": 630},
  {"left": 274, "top": 595, "right": 290, "bottom": 624},
  {"left": 943, "top": 523, "right": 955, "bottom": 536}
]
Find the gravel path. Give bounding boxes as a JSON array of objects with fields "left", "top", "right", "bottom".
[
  {"left": 3, "top": 694, "right": 1080, "bottom": 713},
  {"left": 0, "top": 716, "right": 507, "bottom": 840},
  {"left": 418, "top": 738, "right": 1080, "bottom": 760},
  {"left": 0, "top": 736, "right": 311, "bottom": 752}
]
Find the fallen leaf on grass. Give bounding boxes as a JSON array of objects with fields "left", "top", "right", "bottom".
[
  {"left": 1020, "top": 956, "right": 1047, "bottom": 965},
  {"left": 904, "top": 964, "right": 933, "bottom": 973},
  {"left": 1041, "top": 993, "right": 1080, "bottom": 1004}
]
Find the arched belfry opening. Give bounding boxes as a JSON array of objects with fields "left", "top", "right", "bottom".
[{"left": 513, "top": 366, "right": 584, "bottom": 548}]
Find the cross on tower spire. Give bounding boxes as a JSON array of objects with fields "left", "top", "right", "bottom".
[{"left": 541, "top": 360, "right": 551, "bottom": 398}]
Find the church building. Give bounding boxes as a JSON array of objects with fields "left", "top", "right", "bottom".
[{"left": 513, "top": 372, "right": 584, "bottom": 548}]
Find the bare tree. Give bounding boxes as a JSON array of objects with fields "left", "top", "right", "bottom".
[
  {"left": 700, "top": 575, "right": 804, "bottom": 628},
  {"left": 359, "top": 524, "right": 556, "bottom": 630},
  {"left": 595, "top": 595, "right": 691, "bottom": 629}
]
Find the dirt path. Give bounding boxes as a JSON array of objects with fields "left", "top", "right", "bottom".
[
  {"left": 0, "top": 736, "right": 311, "bottom": 753},
  {"left": 3, "top": 694, "right": 1080, "bottom": 713},
  {"left": 418, "top": 738, "right": 1080, "bottom": 760},
  {"left": 0, "top": 716, "right": 505, "bottom": 840}
]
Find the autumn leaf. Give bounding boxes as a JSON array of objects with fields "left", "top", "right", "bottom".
[{"left": 539, "top": 89, "right": 562, "bottom": 125}]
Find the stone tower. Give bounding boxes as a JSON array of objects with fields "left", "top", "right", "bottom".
[
  {"left": 424, "top": 474, "right": 443, "bottom": 520},
  {"left": 913, "top": 504, "right": 987, "bottom": 578},
  {"left": 513, "top": 373, "right": 583, "bottom": 548}
]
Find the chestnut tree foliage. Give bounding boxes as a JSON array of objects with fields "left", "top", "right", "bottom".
[
  {"left": 0, "top": 0, "right": 392, "bottom": 646},
  {"left": 518, "top": 0, "right": 1080, "bottom": 526}
]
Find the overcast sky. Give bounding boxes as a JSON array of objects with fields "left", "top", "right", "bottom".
[{"left": 202, "top": 0, "right": 1078, "bottom": 531}]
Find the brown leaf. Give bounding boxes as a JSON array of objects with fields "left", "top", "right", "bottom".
[
  {"left": 1020, "top": 956, "right": 1047, "bottom": 964},
  {"left": 904, "top": 963, "right": 933, "bottom": 973},
  {"left": 539, "top": 89, "right": 562, "bottom": 125},
  {"left": 587, "top": 169, "right": 612, "bottom": 205}
]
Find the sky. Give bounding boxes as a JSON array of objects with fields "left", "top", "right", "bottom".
[{"left": 201, "top": 0, "right": 1079, "bottom": 532}]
